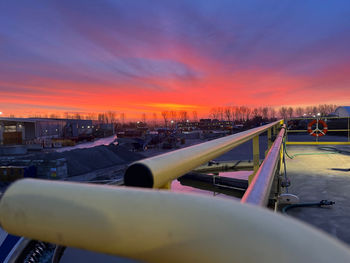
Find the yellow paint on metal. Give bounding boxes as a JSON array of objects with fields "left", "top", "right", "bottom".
[
  {"left": 252, "top": 136, "right": 260, "bottom": 173},
  {"left": 125, "top": 121, "right": 281, "bottom": 188},
  {"left": 287, "top": 130, "right": 308, "bottom": 132},
  {"left": 287, "top": 117, "right": 349, "bottom": 120},
  {"left": 249, "top": 135, "right": 260, "bottom": 184},
  {"left": 348, "top": 118, "right": 350, "bottom": 142},
  {"left": 280, "top": 142, "right": 284, "bottom": 171},
  {"left": 1, "top": 179, "right": 350, "bottom": 263},
  {"left": 267, "top": 128, "right": 272, "bottom": 150},
  {"left": 288, "top": 129, "right": 349, "bottom": 132},
  {"left": 160, "top": 181, "right": 171, "bottom": 189},
  {"left": 248, "top": 172, "right": 255, "bottom": 184},
  {"left": 285, "top": 142, "right": 350, "bottom": 145}
]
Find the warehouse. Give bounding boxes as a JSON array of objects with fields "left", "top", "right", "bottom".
[{"left": 0, "top": 118, "right": 93, "bottom": 145}]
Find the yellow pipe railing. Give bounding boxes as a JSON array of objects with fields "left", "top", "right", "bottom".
[
  {"left": 1, "top": 179, "right": 350, "bottom": 263},
  {"left": 242, "top": 127, "right": 285, "bottom": 206},
  {"left": 124, "top": 121, "right": 282, "bottom": 188},
  {"left": 286, "top": 141, "right": 350, "bottom": 145}
]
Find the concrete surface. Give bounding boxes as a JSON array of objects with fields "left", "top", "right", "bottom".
[{"left": 285, "top": 145, "right": 350, "bottom": 245}]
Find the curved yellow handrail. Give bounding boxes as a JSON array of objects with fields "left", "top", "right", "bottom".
[
  {"left": 124, "top": 121, "right": 281, "bottom": 188},
  {"left": 0, "top": 179, "right": 349, "bottom": 263}
]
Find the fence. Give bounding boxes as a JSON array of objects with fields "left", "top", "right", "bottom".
[{"left": 285, "top": 116, "right": 350, "bottom": 145}]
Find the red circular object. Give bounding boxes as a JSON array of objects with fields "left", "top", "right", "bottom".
[{"left": 307, "top": 119, "right": 328, "bottom": 137}]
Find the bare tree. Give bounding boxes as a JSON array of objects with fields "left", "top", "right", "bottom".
[
  {"left": 318, "top": 104, "right": 337, "bottom": 116},
  {"left": 269, "top": 107, "right": 276, "bottom": 120},
  {"left": 192, "top": 111, "right": 198, "bottom": 122},
  {"left": 210, "top": 107, "right": 220, "bottom": 119},
  {"left": 328, "top": 104, "right": 337, "bottom": 114},
  {"left": 224, "top": 107, "right": 232, "bottom": 121},
  {"left": 295, "top": 107, "right": 304, "bottom": 117},
  {"left": 279, "top": 107, "right": 288, "bottom": 119},
  {"left": 120, "top": 113, "right": 126, "bottom": 125},
  {"left": 262, "top": 107, "right": 269, "bottom": 120},
  {"left": 64, "top": 112, "right": 71, "bottom": 119},
  {"left": 86, "top": 113, "right": 97, "bottom": 120},
  {"left": 235, "top": 107, "right": 242, "bottom": 121},
  {"left": 217, "top": 107, "right": 224, "bottom": 120},
  {"left": 240, "top": 106, "right": 248, "bottom": 121},
  {"left": 106, "top": 111, "right": 117, "bottom": 123},
  {"left": 230, "top": 106, "right": 237, "bottom": 121},
  {"left": 252, "top": 108, "right": 259, "bottom": 118},
  {"left": 98, "top": 113, "right": 105, "bottom": 123},
  {"left": 49, "top": 113, "right": 59, "bottom": 119},
  {"left": 152, "top": 113, "right": 157, "bottom": 127},
  {"left": 161, "top": 111, "right": 169, "bottom": 127},
  {"left": 141, "top": 113, "right": 147, "bottom": 124},
  {"left": 75, "top": 113, "right": 81, "bottom": 120},
  {"left": 287, "top": 107, "right": 294, "bottom": 118},
  {"left": 179, "top": 111, "right": 188, "bottom": 122},
  {"left": 245, "top": 107, "right": 252, "bottom": 121},
  {"left": 169, "top": 111, "right": 177, "bottom": 122}
]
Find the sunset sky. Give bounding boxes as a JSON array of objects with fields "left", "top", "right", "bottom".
[{"left": 1, "top": 0, "right": 350, "bottom": 119}]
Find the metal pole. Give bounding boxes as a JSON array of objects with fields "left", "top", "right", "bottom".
[
  {"left": 267, "top": 128, "right": 272, "bottom": 150},
  {"left": 1, "top": 179, "right": 350, "bottom": 263},
  {"left": 253, "top": 135, "right": 260, "bottom": 172},
  {"left": 348, "top": 117, "right": 350, "bottom": 142},
  {"left": 124, "top": 121, "right": 281, "bottom": 188}
]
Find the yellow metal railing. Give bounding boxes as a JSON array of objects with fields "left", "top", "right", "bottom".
[
  {"left": 285, "top": 116, "right": 350, "bottom": 145},
  {"left": 124, "top": 121, "right": 282, "bottom": 188},
  {"left": 1, "top": 179, "right": 350, "bottom": 263},
  {"left": 1, "top": 122, "right": 350, "bottom": 262},
  {"left": 242, "top": 126, "right": 285, "bottom": 206}
]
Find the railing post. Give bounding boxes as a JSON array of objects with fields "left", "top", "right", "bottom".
[
  {"left": 266, "top": 128, "right": 272, "bottom": 157},
  {"left": 273, "top": 124, "right": 277, "bottom": 138},
  {"left": 280, "top": 139, "right": 284, "bottom": 173},
  {"left": 160, "top": 181, "right": 172, "bottom": 189},
  {"left": 348, "top": 117, "right": 350, "bottom": 142},
  {"left": 253, "top": 135, "right": 260, "bottom": 172},
  {"left": 249, "top": 135, "right": 260, "bottom": 184}
]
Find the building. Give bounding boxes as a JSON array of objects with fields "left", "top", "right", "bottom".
[
  {"left": 177, "top": 119, "right": 234, "bottom": 131},
  {"left": 334, "top": 106, "right": 350, "bottom": 117},
  {"left": 0, "top": 117, "right": 93, "bottom": 145}
]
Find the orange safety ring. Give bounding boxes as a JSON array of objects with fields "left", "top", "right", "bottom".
[{"left": 307, "top": 119, "right": 328, "bottom": 137}]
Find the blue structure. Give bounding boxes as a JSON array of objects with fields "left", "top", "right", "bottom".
[{"left": 334, "top": 106, "right": 350, "bottom": 117}]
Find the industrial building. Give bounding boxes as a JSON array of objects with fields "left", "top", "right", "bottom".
[
  {"left": 177, "top": 119, "right": 234, "bottom": 131},
  {"left": 0, "top": 117, "right": 94, "bottom": 145},
  {"left": 334, "top": 106, "right": 350, "bottom": 117}
]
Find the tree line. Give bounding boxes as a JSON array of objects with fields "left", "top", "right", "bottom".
[
  {"left": 208, "top": 104, "right": 337, "bottom": 122},
  {"left": 23, "top": 104, "right": 338, "bottom": 125}
]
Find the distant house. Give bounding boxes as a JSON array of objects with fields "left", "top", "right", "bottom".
[{"left": 334, "top": 106, "right": 350, "bottom": 117}]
